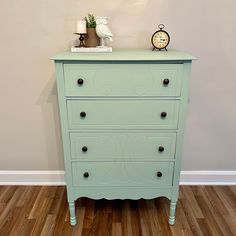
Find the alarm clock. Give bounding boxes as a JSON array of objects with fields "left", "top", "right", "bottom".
[{"left": 151, "top": 24, "right": 170, "bottom": 51}]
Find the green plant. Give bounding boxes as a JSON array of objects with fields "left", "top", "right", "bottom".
[{"left": 84, "top": 14, "right": 96, "bottom": 28}]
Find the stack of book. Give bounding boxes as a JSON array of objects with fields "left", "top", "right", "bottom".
[{"left": 71, "top": 47, "right": 112, "bottom": 53}]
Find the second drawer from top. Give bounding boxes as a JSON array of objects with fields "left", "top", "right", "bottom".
[{"left": 67, "top": 99, "right": 180, "bottom": 130}]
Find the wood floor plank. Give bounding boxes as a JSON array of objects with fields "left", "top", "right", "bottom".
[
  {"left": 0, "top": 186, "right": 7, "bottom": 199},
  {"left": 229, "top": 186, "right": 236, "bottom": 195},
  {"left": 96, "top": 211, "right": 112, "bottom": 236},
  {"left": 155, "top": 198, "right": 172, "bottom": 236},
  {"left": 195, "top": 194, "right": 225, "bottom": 235},
  {"left": 169, "top": 200, "right": 192, "bottom": 235},
  {"left": 130, "top": 200, "right": 142, "bottom": 236},
  {"left": 0, "top": 186, "right": 18, "bottom": 204},
  {"left": 0, "top": 185, "right": 235, "bottom": 236},
  {"left": 28, "top": 186, "right": 57, "bottom": 219},
  {"left": 146, "top": 199, "right": 161, "bottom": 235},
  {"left": 30, "top": 197, "right": 54, "bottom": 235},
  {"left": 196, "top": 218, "right": 212, "bottom": 236},
  {"left": 51, "top": 191, "right": 68, "bottom": 234},
  {"left": 48, "top": 186, "right": 66, "bottom": 215},
  {"left": 15, "top": 186, "right": 29, "bottom": 207},
  {"left": 122, "top": 200, "right": 132, "bottom": 236},
  {"left": 0, "top": 186, "right": 25, "bottom": 229},
  {"left": 181, "top": 186, "right": 204, "bottom": 218},
  {"left": 223, "top": 215, "right": 236, "bottom": 236},
  {"left": 73, "top": 206, "right": 86, "bottom": 236},
  {"left": 40, "top": 214, "right": 56, "bottom": 236},
  {"left": 112, "top": 222, "right": 122, "bottom": 236},
  {"left": 200, "top": 186, "right": 234, "bottom": 236},
  {"left": 179, "top": 198, "right": 204, "bottom": 236},
  {"left": 214, "top": 186, "right": 236, "bottom": 219},
  {"left": 81, "top": 198, "right": 95, "bottom": 235},
  {"left": 8, "top": 186, "right": 41, "bottom": 236},
  {"left": 138, "top": 199, "right": 154, "bottom": 236},
  {"left": 204, "top": 186, "right": 229, "bottom": 215},
  {"left": 16, "top": 218, "right": 36, "bottom": 236},
  {"left": 112, "top": 199, "right": 122, "bottom": 223},
  {"left": 0, "top": 206, "right": 23, "bottom": 236}
]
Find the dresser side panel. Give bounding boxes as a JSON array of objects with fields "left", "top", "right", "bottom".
[
  {"left": 172, "top": 62, "right": 192, "bottom": 200},
  {"left": 55, "top": 62, "right": 74, "bottom": 201}
]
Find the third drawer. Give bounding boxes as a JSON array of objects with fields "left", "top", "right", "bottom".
[{"left": 70, "top": 132, "right": 176, "bottom": 161}]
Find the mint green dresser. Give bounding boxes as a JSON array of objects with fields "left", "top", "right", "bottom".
[{"left": 52, "top": 49, "right": 194, "bottom": 226}]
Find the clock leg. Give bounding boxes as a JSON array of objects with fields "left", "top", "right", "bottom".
[
  {"left": 169, "top": 201, "right": 177, "bottom": 225},
  {"left": 69, "top": 201, "right": 77, "bottom": 226}
]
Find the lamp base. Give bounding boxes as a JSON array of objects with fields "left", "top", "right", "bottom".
[{"left": 74, "top": 33, "right": 86, "bottom": 47}]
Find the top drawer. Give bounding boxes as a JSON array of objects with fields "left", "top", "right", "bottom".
[{"left": 64, "top": 63, "right": 183, "bottom": 97}]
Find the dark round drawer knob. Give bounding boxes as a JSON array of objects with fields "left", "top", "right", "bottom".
[
  {"left": 161, "top": 112, "right": 167, "bottom": 118},
  {"left": 80, "top": 112, "right": 86, "bottom": 118},
  {"left": 83, "top": 172, "right": 89, "bottom": 178},
  {"left": 157, "top": 171, "right": 163, "bottom": 177},
  {"left": 82, "top": 146, "right": 88, "bottom": 152},
  {"left": 163, "top": 79, "right": 170, "bottom": 85},
  {"left": 77, "top": 78, "right": 84, "bottom": 85},
  {"left": 158, "top": 146, "right": 164, "bottom": 152}
]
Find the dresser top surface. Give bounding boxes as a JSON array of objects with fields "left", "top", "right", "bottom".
[{"left": 52, "top": 49, "right": 195, "bottom": 62}]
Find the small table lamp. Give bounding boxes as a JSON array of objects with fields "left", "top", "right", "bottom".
[{"left": 75, "top": 20, "right": 87, "bottom": 47}]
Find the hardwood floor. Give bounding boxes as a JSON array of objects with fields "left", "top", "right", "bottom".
[{"left": 0, "top": 186, "right": 235, "bottom": 236}]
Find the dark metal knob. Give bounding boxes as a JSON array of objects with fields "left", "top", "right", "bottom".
[
  {"left": 77, "top": 78, "right": 84, "bottom": 85},
  {"left": 83, "top": 172, "right": 89, "bottom": 178},
  {"left": 82, "top": 146, "right": 88, "bottom": 152},
  {"left": 163, "top": 79, "right": 170, "bottom": 85},
  {"left": 80, "top": 112, "right": 86, "bottom": 118},
  {"left": 158, "top": 146, "right": 164, "bottom": 152},
  {"left": 161, "top": 112, "right": 167, "bottom": 118},
  {"left": 157, "top": 171, "right": 163, "bottom": 177}
]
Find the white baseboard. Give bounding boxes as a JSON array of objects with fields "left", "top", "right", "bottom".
[
  {"left": 180, "top": 171, "right": 236, "bottom": 185},
  {"left": 0, "top": 171, "right": 65, "bottom": 185},
  {"left": 0, "top": 170, "right": 235, "bottom": 186}
]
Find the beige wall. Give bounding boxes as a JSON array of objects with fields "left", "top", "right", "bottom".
[{"left": 0, "top": 0, "right": 235, "bottom": 171}]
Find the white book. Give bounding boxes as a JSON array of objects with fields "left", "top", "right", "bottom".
[{"left": 71, "top": 47, "right": 112, "bottom": 53}]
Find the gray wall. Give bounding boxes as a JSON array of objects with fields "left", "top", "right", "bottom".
[{"left": 0, "top": 0, "right": 235, "bottom": 171}]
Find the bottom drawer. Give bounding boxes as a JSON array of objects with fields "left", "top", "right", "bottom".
[{"left": 71, "top": 162, "right": 174, "bottom": 187}]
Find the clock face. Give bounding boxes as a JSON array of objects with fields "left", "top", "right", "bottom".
[{"left": 151, "top": 30, "right": 170, "bottom": 49}]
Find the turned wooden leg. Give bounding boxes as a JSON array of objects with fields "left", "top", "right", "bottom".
[
  {"left": 169, "top": 201, "right": 177, "bottom": 225},
  {"left": 69, "top": 201, "right": 77, "bottom": 226}
]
